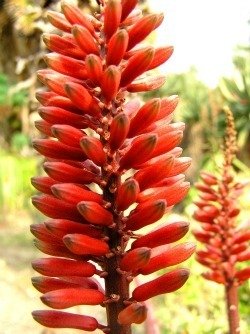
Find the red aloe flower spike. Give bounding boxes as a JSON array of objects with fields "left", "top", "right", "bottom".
[
  {"left": 61, "top": 2, "right": 95, "bottom": 34},
  {"left": 118, "top": 303, "right": 147, "bottom": 325},
  {"left": 63, "top": 234, "right": 109, "bottom": 256},
  {"left": 119, "top": 247, "right": 151, "bottom": 272},
  {"left": 132, "top": 268, "right": 190, "bottom": 301},
  {"left": 109, "top": 112, "right": 130, "bottom": 151},
  {"left": 72, "top": 25, "right": 99, "bottom": 55},
  {"left": 32, "top": 257, "right": 96, "bottom": 277},
  {"left": 32, "top": 310, "right": 100, "bottom": 330},
  {"left": 41, "top": 287, "right": 105, "bottom": 309},
  {"left": 32, "top": 1, "right": 192, "bottom": 332},
  {"left": 193, "top": 107, "right": 249, "bottom": 334},
  {"left": 106, "top": 29, "right": 129, "bottom": 65},
  {"left": 104, "top": 0, "right": 122, "bottom": 40},
  {"left": 115, "top": 178, "right": 139, "bottom": 211}
]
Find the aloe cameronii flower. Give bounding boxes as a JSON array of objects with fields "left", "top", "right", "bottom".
[
  {"left": 31, "top": 1, "right": 194, "bottom": 333},
  {"left": 193, "top": 107, "right": 250, "bottom": 334}
]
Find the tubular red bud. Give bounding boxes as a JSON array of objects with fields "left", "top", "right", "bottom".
[
  {"left": 132, "top": 268, "right": 190, "bottom": 301},
  {"left": 41, "top": 287, "right": 105, "bottom": 309},
  {"left": 43, "top": 161, "right": 97, "bottom": 184},
  {"left": 77, "top": 201, "right": 114, "bottom": 226},
  {"left": 120, "top": 47, "right": 155, "bottom": 87},
  {"left": 61, "top": 2, "right": 95, "bottom": 34},
  {"left": 45, "top": 219, "right": 103, "bottom": 239},
  {"left": 101, "top": 65, "right": 121, "bottom": 102},
  {"left": 127, "top": 75, "right": 166, "bottom": 93},
  {"left": 31, "top": 176, "right": 57, "bottom": 195},
  {"left": 237, "top": 250, "right": 250, "bottom": 262},
  {"left": 118, "top": 303, "right": 147, "bottom": 325},
  {"left": 38, "top": 106, "right": 87, "bottom": 128},
  {"left": 148, "top": 131, "right": 183, "bottom": 160},
  {"left": 134, "top": 155, "right": 174, "bottom": 190},
  {"left": 147, "top": 46, "right": 174, "bottom": 70},
  {"left": 47, "top": 11, "right": 72, "bottom": 32},
  {"left": 109, "top": 112, "right": 130, "bottom": 151},
  {"left": 32, "top": 276, "right": 99, "bottom": 293},
  {"left": 64, "top": 82, "right": 97, "bottom": 115},
  {"left": 72, "top": 25, "right": 99, "bottom": 55},
  {"left": 32, "top": 194, "right": 82, "bottom": 221},
  {"left": 235, "top": 268, "right": 250, "bottom": 283},
  {"left": 42, "top": 33, "right": 83, "bottom": 59},
  {"left": 34, "top": 239, "right": 78, "bottom": 259},
  {"left": 44, "top": 53, "right": 87, "bottom": 79},
  {"left": 85, "top": 54, "right": 103, "bottom": 85},
  {"left": 126, "top": 199, "right": 166, "bottom": 231},
  {"left": 33, "top": 139, "right": 85, "bottom": 161},
  {"left": 106, "top": 29, "right": 129, "bottom": 65},
  {"left": 30, "top": 223, "right": 59, "bottom": 242},
  {"left": 34, "top": 120, "right": 53, "bottom": 137},
  {"left": 128, "top": 98, "right": 160, "bottom": 137},
  {"left": 32, "top": 257, "right": 96, "bottom": 277},
  {"left": 63, "top": 234, "right": 109, "bottom": 256},
  {"left": 140, "top": 242, "right": 195, "bottom": 275},
  {"left": 120, "top": 247, "right": 151, "bottom": 272},
  {"left": 80, "top": 136, "right": 106, "bottom": 166},
  {"left": 51, "top": 125, "right": 85, "bottom": 147},
  {"left": 104, "top": 0, "right": 122, "bottom": 40},
  {"left": 232, "top": 231, "right": 250, "bottom": 245},
  {"left": 138, "top": 182, "right": 190, "bottom": 206},
  {"left": 202, "top": 271, "right": 226, "bottom": 284},
  {"left": 119, "top": 134, "right": 158, "bottom": 170},
  {"left": 121, "top": 0, "right": 138, "bottom": 21},
  {"left": 156, "top": 95, "right": 179, "bottom": 121},
  {"left": 131, "top": 221, "right": 189, "bottom": 249},
  {"left": 32, "top": 310, "right": 99, "bottom": 330},
  {"left": 116, "top": 178, "right": 139, "bottom": 211},
  {"left": 51, "top": 183, "right": 102, "bottom": 205},
  {"left": 200, "top": 171, "right": 218, "bottom": 185},
  {"left": 127, "top": 13, "right": 162, "bottom": 50}
]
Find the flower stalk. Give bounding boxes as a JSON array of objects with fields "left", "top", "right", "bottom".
[{"left": 31, "top": 1, "right": 194, "bottom": 333}]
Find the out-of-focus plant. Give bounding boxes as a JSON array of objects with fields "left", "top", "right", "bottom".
[
  {"left": 220, "top": 46, "right": 250, "bottom": 164},
  {"left": 193, "top": 107, "right": 250, "bottom": 334}
]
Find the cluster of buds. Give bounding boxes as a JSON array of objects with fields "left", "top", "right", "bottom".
[
  {"left": 193, "top": 107, "right": 250, "bottom": 333},
  {"left": 31, "top": 1, "right": 194, "bottom": 333}
]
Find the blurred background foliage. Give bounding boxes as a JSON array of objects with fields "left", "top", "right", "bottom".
[{"left": 0, "top": 0, "right": 249, "bottom": 333}]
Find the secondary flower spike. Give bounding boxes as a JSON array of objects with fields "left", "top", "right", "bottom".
[
  {"left": 31, "top": 1, "right": 193, "bottom": 333},
  {"left": 193, "top": 107, "right": 250, "bottom": 334}
]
